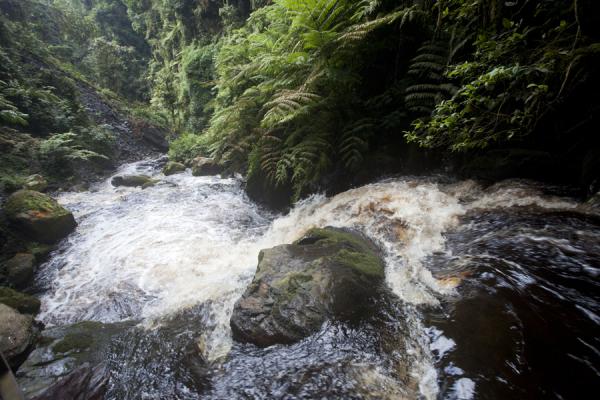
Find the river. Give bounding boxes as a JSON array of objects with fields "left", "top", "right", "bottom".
[{"left": 33, "top": 158, "right": 600, "bottom": 399}]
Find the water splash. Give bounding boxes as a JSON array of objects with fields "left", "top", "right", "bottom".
[{"left": 36, "top": 159, "right": 583, "bottom": 398}]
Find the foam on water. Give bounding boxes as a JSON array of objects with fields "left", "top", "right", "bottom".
[{"left": 36, "top": 159, "right": 580, "bottom": 398}]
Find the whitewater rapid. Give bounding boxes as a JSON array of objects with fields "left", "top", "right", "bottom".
[{"left": 36, "top": 158, "right": 581, "bottom": 399}]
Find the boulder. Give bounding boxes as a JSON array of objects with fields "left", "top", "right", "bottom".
[
  {"left": 111, "top": 175, "right": 153, "bottom": 188},
  {"left": 17, "top": 321, "right": 132, "bottom": 400},
  {"left": 230, "top": 227, "right": 386, "bottom": 347},
  {"left": 191, "top": 157, "right": 223, "bottom": 176},
  {"left": 163, "top": 161, "right": 186, "bottom": 176},
  {"left": 3, "top": 253, "right": 35, "bottom": 288},
  {"left": 0, "top": 286, "right": 41, "bottom": 314},
  {"left": 4, "top": 190, "right": 76, "bottom": 244},
  {"left": 0, "top": 303, "right": 40, "bottom": 368},
  {"left": 24, "top": 175, "right": 48, "bottom": 192}
]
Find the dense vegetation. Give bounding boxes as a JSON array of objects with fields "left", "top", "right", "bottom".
[
  {"left": 1, "top": 0, "right": 599, "bottom": 204},
  {"left": 0, "top": 0, "right": 158, "bottom": 192},
  {"left": 158, "top": 0, "right": 600, "bottom": 203}
]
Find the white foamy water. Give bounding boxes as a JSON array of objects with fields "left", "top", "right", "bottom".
[{"left": 37, "top": 159, "right": 580, "bottom": 398}]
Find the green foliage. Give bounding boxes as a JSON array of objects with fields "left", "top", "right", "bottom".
[
  {"left": 202, "top": 0, "right": 423, "bottom": 199},
  {"left": 84, "top": 36, "right": 148, "bottom": 101},
  {"left": 38, "top": 125, "right": 116, "bottom": 174},
  {"left": 168, "top": 132, "right": 213, "bottom": 162},
  {"left": 406, "top": 0, "right": 595, "bottom": 151}
]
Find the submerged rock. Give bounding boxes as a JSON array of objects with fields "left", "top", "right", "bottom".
[
  {"left": 191, "top": 157, "right": 223, "bottom": 176},
  {"left": 4, "top": 190, "right": 77, "bottom": 244},
  {"left": 17, "top": 320, "right": 133, "bottom": 400},
  {"left": 2, "top": 252, "right": 35, "bottom": 289},
  {"left": 0, "top": 286, "right": 40, "bottom": 314},
  {"left": 163, "top": 161, "right": 186, "bottom": 176},
  {"left": 230, "top": 227, "right": 386, "bottom": 347},
  {"left": 111, "top": 174, "right": 154, "bottom": 188},
  {"left": 0, "top": 303, "right": 40, "bottom": 368}
]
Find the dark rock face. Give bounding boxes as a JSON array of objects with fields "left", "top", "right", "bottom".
[
  {"left": 28, "top": 363, "right": 109, "bottom": 400},
  {"left": 0, "top": 304, "right": 40, "bottom": 368},
  {"left": 111, "top": 174, "right": 154, "bottom": 188},
  {"left": 460, "top": 149, "right": 559, "bottom": 182},
  {"left": 191, "top": 157, "right": 223, "bottom": 176},
  {"left": 163, "top": 161, "right": 186, "bottom": 176},
  {"left": 2, "top": 253, "right": 35, "bottom": 288},
  {"left": 0, "top": 286, "right": 40, "bottom": 314},
  {"left": 4, "top": 190, "right": 76, "bottom": 244},
  {"left": 230, "top": 227, "right": 386, "bottom": 347},
  {"left": 17, "top": 321, "right": 131, "bottom": 400}
]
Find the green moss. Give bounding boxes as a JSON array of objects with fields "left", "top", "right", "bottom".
[
  {"left": 52, "top": 332, "right": 94, "bottom": 354},
  {"left": 0, "top": 286, "right": 41, "bottom": 314},
  {"left": 297, "top": 228, "right": 385, "bottom": 279},
  {"left": 27, "top": 243, "right": 54, "bottom": 261},
  {"left": 333, "top": 249, "right": 385, "bottom": 279},
  {"left": 4, "top": 190, "right": 69, "bottom": 217},
  {"left": 299, "top": 228, "right": 376, "bottom": 254},
  {"left": 275, "top": 272, "right": 313, "bottom": 290}
]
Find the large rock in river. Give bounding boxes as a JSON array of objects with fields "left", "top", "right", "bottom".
[
  {"left": 4, "top": 190, "right": 76, "bottom": 244},
  {"left": 230, "top": 227, "right": 386, "bottom": 347},
  {"left": 163, "top": 161, "right": 186, "bottom": 176},
  {"left": 0, "top": 303, "right": 40, "bottom": 368},
  {"left": 111, "top": 174, "right": 155, "bottom": 188},
  {"left": 191, "top": 157, "right": 223, "bottom": 176}
]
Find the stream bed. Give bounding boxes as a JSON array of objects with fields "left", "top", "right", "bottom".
[{"left": 31, "top": 158, "right": 600, "bottom": 399}]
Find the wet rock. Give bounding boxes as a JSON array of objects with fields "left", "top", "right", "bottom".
[
  {"left": 230, "top": 227, "right": 386, "bottom": 347},
  {"left": 111, "top": 174, "right": 153, "bottom": 188},
  {"left": 4, "top": 190, "right": 77, "bottom": 244},
  {"left": 17, "top": 320, "right": 133, "bottom": 400},
  {"left": 191, "top": 157, "right": 223, "bottom": 176},
  {"left": 163, "top": 161, "right": 186, "bottom": 176},
  {"left": 245, "top": 169, "right": 293, "bottom": 210},
  {"left": 0, "top": 286, "right": 41, "bottom": 314},
  {"left": 2, "top": 253, "right": 35, "bottom": 288},
  {"left": 27, "top": 363, "right": 109, "bottom": 400},
  {"left": 23, "top": 175, "right": 48, "bottom": 192},
  {"left": 0, "top": 303, "right": 40, "bottom": 368},
  {"left": 141, "top": 180, "right": 159, "bottom": 189}
]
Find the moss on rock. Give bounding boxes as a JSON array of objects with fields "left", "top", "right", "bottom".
[
  {"left": 0, "top": 286, "right": 41, "bottom": 314},
  {"left": 231, "top": 227, "right": 386, "bottom": 347},
  {"left": 4, "top": 190, "right": 76, "bottom": 244},
  {"left": 163, "top": 161, "right": 186, "bottom": 176},
  {"left": 52, "top": 332, "right": 94, "bottom": 354}
]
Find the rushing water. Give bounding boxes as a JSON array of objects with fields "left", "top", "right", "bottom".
[{"left": 34, "top": 158, "right": 600, "bottom": 399}]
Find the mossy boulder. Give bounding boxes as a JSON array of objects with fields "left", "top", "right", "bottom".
[
  {"left": 163, "top": 161, "right": 186, "bottom": 176},
  {"left": 2, "top": 252, "right": 35, "bottom": 288},
  {"left": 4, "top": 190, "right": 76, "bottom": 244},
  {"left": 111, "top": 174, "right": 154, "bottom": 188},
  {"left": 0, "top": 286, "right": 41, "bottom": 314},
  {"left": 23, "top": 174, "right": 48, "bottom": 192},
  {"left": 0, "top": 303, "right": 40, "bottom": 368},
  {"left": 230, "top": 227, "right": 386, "bottom": 347},
  {"left": 191, "top": 157, "right": 223, "bottom": 176}
]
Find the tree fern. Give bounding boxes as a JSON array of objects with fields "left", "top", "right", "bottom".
[
  {"left": 338, "top": 118, "right": 373, "bottom": 170},
  {"left": 405, "top": 40, "right": 456, "bottom": 114},
  {"left": 261, "top": 89, "right": 321, "bottom": 127}
]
